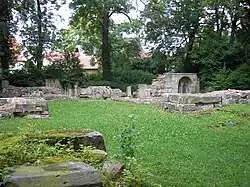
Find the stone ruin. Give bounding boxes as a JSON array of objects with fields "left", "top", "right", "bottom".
[
  {"left": 0, "top": 72, "right": 249, "bottom": 116},
  {"left": 0, "top": 80, "right": 124, "bottom": 100},
  {"left": 137, "top": 73, "right": 200, "bottom": 98},
  {"left": 116, "top": 73, "right": 250, "bottom": 113},
  {"left": 0, "top": 79, "right": 125, "bottom": 119},
  {"left": 0, "top": 97, "right": 49, "bottom": 119}
]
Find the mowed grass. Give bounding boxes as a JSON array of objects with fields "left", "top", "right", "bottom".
[{"left": 1, "top": 100, "right": 250, "bottom": 186}]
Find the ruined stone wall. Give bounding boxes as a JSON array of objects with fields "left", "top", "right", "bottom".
[
  {"left": 137, "top": 73, "right": 200, "bottom": 98},
  {"left": 80, "top": 86, "right": 125, "bottom": 99},
  {"left": 0, "top": 85, "right": 71, "bottom": 100},
  {"left": 111, "top": 90, "right": 250, "bottom": 113}
]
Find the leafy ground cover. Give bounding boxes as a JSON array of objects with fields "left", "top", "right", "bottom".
[{"left": 1, "top": 100, "right": 250, "bottom": 186}]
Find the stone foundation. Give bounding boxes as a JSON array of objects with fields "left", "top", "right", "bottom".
[{"left": 111, "top": 90, "right": 250, "bottom": 113}]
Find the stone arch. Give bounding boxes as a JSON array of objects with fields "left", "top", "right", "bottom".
[{"left": 178, "top": 76, "right": 192, "bottom": 93}]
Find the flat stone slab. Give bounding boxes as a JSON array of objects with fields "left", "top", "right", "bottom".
[
  {"left": 167, "top": 93, "right": 222, "bottom": 104},
  {"left": 4, "top": 162, "right": 103, "bottom": 187}
]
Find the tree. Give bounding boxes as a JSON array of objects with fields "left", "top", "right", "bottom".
[
  {"left": 141, "top": 0, "right": 250, "bottom": 90},
  {"left": 16, "top": 0, "right": 65, "bottom": 69},
  {"left": 70, "top": 0, "right": 133, "bottom": 81},
  {"left": 142, "top": 0, "right": 204, "bottom": 73}
]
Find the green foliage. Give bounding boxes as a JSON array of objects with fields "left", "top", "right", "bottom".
[
  {"left": 44, "top": 54, "right": 89, "bottom": 88},
  {"left": 117, "top": 114, "right": 137, "bottom": 160},
  {"left": 114, "top": 114, "right": 160, "bottom": 186},
  {"left": 8, "top": 69, "right": 45, "bottom": 87},
  {"left": 69, "top": 0, "right": 134, "bottom": 80},
  {"left": 1, "top": 101, "right": 250, "bottom": 186},
  {"left": 86, "top": 69, "right": 155, "bottom": 91},
  {"left": 141, "top": 0, "right": 250, "bottom": 90},
  {"left": 16, "top": 0, "right": 65, "bottom": 68},
  {"left": 0, "top": 132, "right": 107, "bottom": 180},
  {"left": 0, "top": 0, "right": 13, "bottom": 80},
  {"left": 208, "top": 64, "right": 250, "bottom": 90},
  {"left": 113, "top": 69, "right": 155, "bottom": 85},
  {"left": 8, "top": 54, "right": 89, "bottom": 88}
]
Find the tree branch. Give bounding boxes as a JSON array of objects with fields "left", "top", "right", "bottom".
[{"left": 109, "top": 11, "right": 132, "bottom": 22}]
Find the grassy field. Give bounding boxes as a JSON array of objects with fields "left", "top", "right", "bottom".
[{"left": 1, "top": 100, "right": 250, "bottom": 186}]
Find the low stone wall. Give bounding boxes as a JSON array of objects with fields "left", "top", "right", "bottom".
[
  {"left": 0, "top": 97, "right": 49, "bottom": 118},
  {"left": 80, "top": 86, "right": 125, "bottom": 99},
  {"left": 1, "top": 84, "right": 125, "bottom": 100},
  {"left": 163, "top": 93, "right": 222, "bottom": 113},
  {"left": 111, "top": 90, "right": 250, "bottom": 113},
  {"left": 209, "top": 90, "right": 250, "bottom": 104},
  {"left": 1, "top": 85, "right": 73, "bottom": 100}
]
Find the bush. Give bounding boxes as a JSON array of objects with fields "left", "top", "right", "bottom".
[
  {"left": 86, "top": 69, "right": 155, "bottom": 92},
  {"left": 208, "top": 64, "right": 250, "bottom": 90},
  {"left": 8, "top": 54, "right": 89, "bottom": 89},
  {"left": 113, "top": 69, "right": 155, "bottom": 85},
  {"left": 9, "top": 69, "right": 45, "bottom": 87},
  {"left": 44, "top": 54, "right": 89, "bottom": 89}
]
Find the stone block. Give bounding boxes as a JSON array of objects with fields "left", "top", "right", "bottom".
[
  {"left": 0, "top": 97, "right": 49, "bottom": 119},
  {"left": 238, "top": 99, "right": 248, "bottom": 104},
  {"left": 176, "top": 104, "right": 197, "bottom": 113},
  {"left": 138, "top": 84, "right": 149, "bottom": 98},
  {"left": 196, "top": 104, "right": 215, "bottom": 110},
  {"left": 4, "top": 162, "right": 103, "bottom": 187},
  {"left": 126, "top": 86, "right": 132, "bottom": 97},
  {"left": 186, "top": 94, "right": 222, "bottom": 104},
  {"left": 163, "top": 102, "right": 177, "bottom": 112},
  {"left": 111, "top": 89, "right": 124, "bottom": 98},
  {"left": 168, "top": 94, "right": 181, "bottom": 103},
  {"left": 80, "top": 86, "right": 112, "bottom": 98},
  {"left": 102, "top": 162, "right": 125, "bottom": 180}
]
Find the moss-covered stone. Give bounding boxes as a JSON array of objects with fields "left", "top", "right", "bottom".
[
  {"left": 4, "top": 162, "right": 103, "bottom": 187},
  {"left": 25, "top": 130, "right": 106, "bottom": 151}
]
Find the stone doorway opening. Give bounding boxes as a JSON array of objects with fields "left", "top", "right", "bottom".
[{"left": 178, "top": 77, "right": 192, "bottom": 93}]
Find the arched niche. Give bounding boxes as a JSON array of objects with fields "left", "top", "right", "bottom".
[{"left": 178, "top": 76, "right": 192, "bottom": 93}]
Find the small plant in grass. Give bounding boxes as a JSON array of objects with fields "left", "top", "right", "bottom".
[
  {"left": 115, "top": 114, "right": 161, "bottom": 187},
  {"left": 117, "top": 114, "right": 137, "bottom": 160}
]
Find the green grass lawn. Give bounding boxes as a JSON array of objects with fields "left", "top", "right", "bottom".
[{"left": 1, "top": 100, "right": 250, "bottom": 186}]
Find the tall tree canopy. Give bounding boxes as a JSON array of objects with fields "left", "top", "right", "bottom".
[
  {"left": 69, "top": 0, "right": 134, "bottom": 80},
  {"left": 16, "top": 0, "right": 65, "bottom": 69},
  {"left": 142, "top": 0, "right": 250, "bottom": 89}
]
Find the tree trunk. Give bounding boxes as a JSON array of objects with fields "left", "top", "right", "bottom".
[
  {"left": 101, "top": 11, "right": 112, "bottom": 81},
  {"left": 215, "top": 7, "right": 222, "bottom": 37},
  {"left": 36, "top": 0, "right": 43, "bottom": 69},
  {"left": 0, "top": 0, "right": 11, "bottom": 80},
  {"left": 184, "top": 29, "right": 197, "bottom": 73}
]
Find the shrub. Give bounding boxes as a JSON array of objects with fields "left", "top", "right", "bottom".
[
  {"left": 8, "top": 53, "right": 89, "bottom": 89},
  {"left": 208, "top": 64, "right": 250, "bottom": 90},
  {"left": 9, "top": 68, "right": 45, "bottom": 87},
  {"left": 44, "top": 54, "right": 89, "bottom": 89},
  {"left": 113, "top": 69, "right": 155, "bottom": 85}
]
